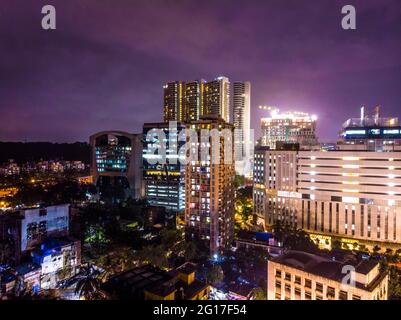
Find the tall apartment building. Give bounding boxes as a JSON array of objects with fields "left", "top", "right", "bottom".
[
  {"left": 185, "top": 115, "right": 235, "bottom": 256},
  {"left": 90, "top": 131, "right": 144, "bottom": 201},
  {"left": 261, "top": 109, "right": 318, "bottom": 150},
  {"left": 163, "top": 77, "right": 230, "bottom": 124},
  {"left": 163, "top": 81, "right": 183, "bottom": 123},
  {"left": 253, "top": 148, "right": 401, "bottom": 249},
  {"left": 203, "top": 77, "right": 230, "bottom": 123},
  {"left": 143, "top": 122, "right": 186, "bottom": 212},
  {"left": 233, "top": 81, "right": 252, "bottom": 176},
  {"left": 338, "top": 106, "right": 401, "bottom": 151},
  {"left": 183, "top": 80, "right": 206, "bottom": 122},
  {"left": 268, "top": 250, "right": 388, "bottom": 300}
]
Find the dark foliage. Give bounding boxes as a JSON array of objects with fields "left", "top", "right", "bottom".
[{"left": 0, "top": 142, "right": 90, "bottom": 164}]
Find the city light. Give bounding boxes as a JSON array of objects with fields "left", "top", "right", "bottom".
[{"left": 1, "top": 0, "right": 399, "bottom": 305}]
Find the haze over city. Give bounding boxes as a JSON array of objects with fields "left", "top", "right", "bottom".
[{"left": 0, "top": 0, "right": 400, "bottom": 142}]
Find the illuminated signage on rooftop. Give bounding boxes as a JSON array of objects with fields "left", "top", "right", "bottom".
[
  {"left": 345, "top": 130, "right": 366, "bottom": 135},
  {"left": 383, "top": 129, "right": 400, "bottom": 134},
  {"left": 344, "top": 127, "right": 401, "bottom": 139}
]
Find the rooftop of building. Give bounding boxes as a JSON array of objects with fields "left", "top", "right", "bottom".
[
  {"left": 102, "top": 263, "right": 208, "bottom": 300},
  {"left": 227, "top": 282, "right": 256, "bottom": 298},
  {"left": 102, "top": 265, "right": 175, "bottom": 299},
  {"left": 176, "top": 262, "right": 197, "bottom": 275},
  {"left": 260, "top": 109, "right": 317, "bottom": 122},
  {"left": 0, "top": 265, "right": 17, "bottom": 283},
  {"left": 192, "top": 114, "right": 232, "bottom": 124},
  {"left": 341, "top": 106, "right": 399, "bottom": 129},
  {"left": 31, "top": 237, "right": 77, "bottom": 257},
  {"left": 342, "top": 118, "right": 399, "bottom": 129},
  {"left": 0, "top": 204, "right": 70, "bottom": 218},
  {"left": 143, "top": 122, "right": 186, "bottom": 128},
  {"left": 271, "top": 250, "right": 384, "bottom": 291},
  {"left": 15, "top": 262, "right": 41, "bottom": 275}
]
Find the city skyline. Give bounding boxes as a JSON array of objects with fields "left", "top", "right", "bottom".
[
  {"left": 1, "top": 0, "right": 400, "bottom": 143},
  {"left": 2, "top": 0, "right": 401, "bottom": 305}
]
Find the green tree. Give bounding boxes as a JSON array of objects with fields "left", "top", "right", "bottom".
[
  {"left": 85, "top": 224, "right": 110, "bottom": 247},
  {"left": 183, "top": 241, "right": 197, "bottom": 262},
  {"left": 251, "top": 287, "right": 266, "bottom": 300},
  {"left": 388, "top": 266, "right": 401, "bottom": 300},
  {"left": 75, "top": 265, "right": 108, "bottom": 300},
  {"left": 138, "top": 245, "right": 169, "bottom": 269},
  {"left": 386, "top": 248, "right": 393, "bottom": 255},
  {"left": 206, "top": 265, "right": 224, "bottom": 285},
  {"left": 373, "top": 245, "right": 381, "bottom": 254},
  {"left": 331, "top": 239, "right": 342, "bottom": 250},
  {"left": 160, "top": 228, "right": 183, "bottom": 250},
  {"left": 0, "top": 239, "right": 14, "bottom": 265},
  {"left": 358, "top": 244, "right": 369, "bottom": 254},
  {"left": 234, "top": 175, "right": 245, "bottom": 188}
]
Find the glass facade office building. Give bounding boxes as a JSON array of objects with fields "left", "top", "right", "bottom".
[
  {"left": 95, "top": 134, "right": 132, "bottom": 173},
  {"left": 143, "top": 122, "right": 186, "bottom": 212},
  {"left": 90, "top": 131, "right": 144, "bottom": 201}
]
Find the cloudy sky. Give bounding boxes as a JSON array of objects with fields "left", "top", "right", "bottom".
[{"left": 0, "top": 0, "right": 400, "bottom": 142}]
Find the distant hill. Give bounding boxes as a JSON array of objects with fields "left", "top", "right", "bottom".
[{"left": 0, "top": 142, "right": 91, "bottom": 164}]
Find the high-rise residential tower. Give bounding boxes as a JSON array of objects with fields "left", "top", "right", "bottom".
[
  {"left": 163, "top": 81, "right": 183, "bottom": 123},
  {"left": 163, "top": 80, "right": 206, "bottom": 123},
  {"left": 163, "top": 77, "right": 230, "bottom": 124},
  {"left": 185, "top": 115, "right": 235, "bottom": 256},
  {"left": 183, "top": 80, "right": 206, "bottom": 122},
  {"left": 203, "top": 77, "right": 230, "bottom": 123},
  {"left": 233, "top": 81, "right": 252, "bottom": 176}
]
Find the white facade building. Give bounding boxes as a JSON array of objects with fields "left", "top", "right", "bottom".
[
  {"left": 233, "top": 82, "right": 252, "bottom": 176},
  {"left": 254, "top": 149, "right": 401, "bottom": 249}
]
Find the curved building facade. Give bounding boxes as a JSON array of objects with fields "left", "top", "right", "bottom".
[{"left": 90, "top": 131, "right": 144, "bottom": 202}]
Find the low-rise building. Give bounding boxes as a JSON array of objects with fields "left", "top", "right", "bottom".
[
  {"left": 15, "top": 262, "right": 41, "bottom": 295},
  {"left": 0, "top": 204, "right": 70, "bottom": 265},
  {"left": 1, "top": 263, "right": 42, "bottom": 298},
  {"left": 0, "top": 267, "right": 16, "bottom": 299},
  {"left": 31, "top": 237, "right": 81, "bottom": 289},
  {"left": 267, "top": 250, "right": 388, "bottom": 300},
  {"left": 103, "top": 262, "right": 209, "bottom": 300}
]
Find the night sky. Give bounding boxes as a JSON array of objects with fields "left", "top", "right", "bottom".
[{"left": 0, "top": 0, "right": 400, "bottom": 143}]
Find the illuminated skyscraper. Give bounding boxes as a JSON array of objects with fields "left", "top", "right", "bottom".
[
  {"left": 143, "top": 122, "right": 186, "bottom": 212},
  {"left": 233, "top": 81, "right": 252, "bottom": 176},
  {"left": 260, "top": 108, "right": 318, "bottom": 150},
  {"left": 183, "top": 80, "right": 206, "bottom": 122},
  {"left": 338, "top": 106, "right": 401, "bottom": 151},
  {"left": 203, "top": 77, "right": 230, "bottom": 123},
  {"left": 163, "top": 77, "right": 230, "bottom": 124},
  {"left": 185, "top": 115, "right": 235, "bottom": 256},
  {"left": 90, "top": 131, "right": 144, "bottom": 202},
  {"left": 163, "top": 81, "right": 183, "bottom": 123}
]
